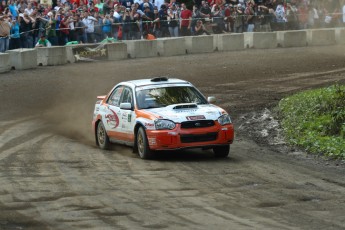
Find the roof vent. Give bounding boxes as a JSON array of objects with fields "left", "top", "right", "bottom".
[
  {"left": 173, "top": 104, "right": 198, "bottom": 109},
  {"left": 151, "top": 77, "right": 169, "bottom": 82}
]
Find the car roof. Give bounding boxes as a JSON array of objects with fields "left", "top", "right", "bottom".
[{"left": 126, "top": 77, "right": 191, "bottom": 87}]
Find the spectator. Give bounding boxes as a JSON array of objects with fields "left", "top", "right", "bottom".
[
  {"left": 95, "top": 0, "right": 104, "bottom": 14},
  {"left": 8, "top": 0, "right": 18, "bottom": 19},
  {"left": 122, "top": 7, "right": 132, "bottom": 40},
  {"left": 82, "top": 11, "right": 97, "bottom": 42},
  {"left": 298, "top": 3, "right": 308, "bottom": 29},
  {"left": 24, "top": 3, "right": 33, "bottom": 16},
  {"left": 142, "top": 3, "right": 154, "bottom": 34},
  {"left": 102, "top": 13, "right": 113, "bottom": 38},
  {"left": 154, "top": 0, "right": 164, "bottom": 11},
  {"left": 273, "top": 0, "right": 286, "bottom": 31},
  {"left": 9, "top": 17, "right": 21, "bottom": 49},
  {"left": 233, "top": 3, "right": 244, "bottom": 33},
  {"left": 286, "top": 2, "right": 298, "bottom": 30},
  {"left": 19, "top": 13, "right": 35, "bottom": 48},
  {"left": 112, "top": 4, "right": 122, "bottom": 39},
  {"left": 59, "top": 14, "right": 71, "bottom": 44},
  {"left": 180, "top": 3, "right": 192, "bottom": 36},
  {"left": 35, "top": 34, "right": 52, "bottom": 47},
  {"left": 45, "top": 11, "right": 59, "bottom": 46},
  {"left": 142, "top": 30, "right": 155, "bottom": 39},
  {"left": 211, "top": 4, "right": 225, "bottom": 33},
  {"left": 257, "top": 4, "right": 272, "bottom": 32},
  {"left": 194, "top": 19, "right": 210, "bottom": 35},
  {"left": 167, "top": 3, "right": 178, "bottom": 37},
  {"left": 93, "top": 11, "right": 103, "bottom": 42},
  {"left": 140, "top": 0, "right": 153, "bottom": 12},
  {"left": 130, "top": 4, "right": 141, "bottom": 40},
  {"left": 244, "top": 0, "right": 255, "bottom": 32},
  {"left": 152, "top": 6, "right": 161, "bottom": 37},
  {"left": 75, "top": 14, "right": 86, "bottom": 43},
  {"left": 0, "top": 14, "right": 10, "bottom": 52},
  {"left": 121, "top": 0, "right": 133, "bottom": 8},
  {"left": 223, "top": 4, "right": 232, "bottom": 32},
  {"left": 158, "top": 4, "right": 170, "bottom": 37},
  {"left": 200, "top": 1, "right": 211, "bottom": 23}
]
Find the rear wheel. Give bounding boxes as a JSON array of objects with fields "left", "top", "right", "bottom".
[
  {"left": 97, "top": 121, "right": 110, "bottom": 150},
  {"left": 137, "top": 127, "right": 152, "bottom": 159},
  {"left": 213, "top": 145, "right": 230, "bottom": 158}
]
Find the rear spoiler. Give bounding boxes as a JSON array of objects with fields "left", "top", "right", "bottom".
[{"left": 97, "top": 95, "right": 106, "bottom": 100}]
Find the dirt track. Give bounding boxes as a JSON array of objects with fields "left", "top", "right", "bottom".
[{"left": 1, "top": 45, "right": 345, "bottom": 229}]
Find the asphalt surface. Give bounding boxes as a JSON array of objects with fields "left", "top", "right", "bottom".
[{"left": 0, "top": 45, "right": 345, "bottom": 229}]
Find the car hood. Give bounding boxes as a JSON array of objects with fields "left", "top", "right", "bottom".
[{"left": 143, "top": 103, "right": 225, "bottom": 123}]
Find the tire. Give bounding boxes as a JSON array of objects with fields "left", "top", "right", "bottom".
[
  {"left": 213, "top": 145, "right": 230, "bottom": 158},
  {"left": 136, "top": 126, "right": 152, "bottom": 159},
  {"left": 97, "top": 121, "right": 110, "bottom": 150}
]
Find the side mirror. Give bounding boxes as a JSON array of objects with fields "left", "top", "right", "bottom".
[
  {"left": 207, "top": 96, "right": 216, "bottom": 104},
  {"left": 120, "top": 102, "right": 132, "bottom": 110}
]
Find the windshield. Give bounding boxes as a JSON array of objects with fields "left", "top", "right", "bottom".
[{"left": 136, "top": 86, "right": 208, "bottom": 109}]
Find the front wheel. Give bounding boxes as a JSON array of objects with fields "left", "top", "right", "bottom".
[
  {"left": 97, "top": 121, "right": 110, "bottom": 150},
  {"left": 213, "top": 145, "right": 230, "bottom": 158},
  {"left": 136, "top": 127, "right": 153, "bottom": 159}
]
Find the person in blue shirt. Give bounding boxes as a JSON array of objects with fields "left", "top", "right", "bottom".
[
  {"left": 9, "top": 18, "right": 21, "bottom": 49},
  {"left": 102, "top": 14, "right": 113, "bottom": 39},
  {"left": 8, "top": 0, "right": 18, "bottom": 20}
]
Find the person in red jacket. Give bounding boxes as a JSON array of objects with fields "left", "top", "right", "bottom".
[{"left": 180, "top": 3, "right": 192, "bottom": 36}]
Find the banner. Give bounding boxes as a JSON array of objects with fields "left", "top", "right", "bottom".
[{"left": 72, "top": 44, "right": 108, "bottom": 62}]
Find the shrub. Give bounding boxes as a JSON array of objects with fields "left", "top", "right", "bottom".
[{"left": 278, "top": 84, "right": 345, "bottom": 158}]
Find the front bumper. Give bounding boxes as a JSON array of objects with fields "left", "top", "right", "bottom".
[{"left": 146, "top": 122, "right": 234, "bottom": 151}]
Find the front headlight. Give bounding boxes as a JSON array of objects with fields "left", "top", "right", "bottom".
[
  {"left": 218, "top": 114, "right": 232, "bottom": 125},
  {"left": 155, "top": 119, "right": 176, "bottom": 130}
]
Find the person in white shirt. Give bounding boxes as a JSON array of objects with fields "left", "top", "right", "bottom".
[
  {"left": 24, "top": 3, "right": 34, "bottom": 16},
  {"left": 82, "top": 11, "right": 97, "bottom": 43}
]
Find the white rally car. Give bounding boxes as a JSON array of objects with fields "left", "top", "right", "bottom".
[{"left": 92, "top": 77, "right": 234, "bottom": 159}]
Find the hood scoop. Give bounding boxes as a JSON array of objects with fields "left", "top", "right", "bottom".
[{"left": 172, "top": 103, "right": 198, "bottom": 110}]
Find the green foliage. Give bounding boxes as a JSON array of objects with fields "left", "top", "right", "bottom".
[{"left": 278, "top": 84, "right": 345, "bottom": 158}]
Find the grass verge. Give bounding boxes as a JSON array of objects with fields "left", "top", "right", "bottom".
[{"left": 278, "top": 84, "right": 345, "bottom": 159}]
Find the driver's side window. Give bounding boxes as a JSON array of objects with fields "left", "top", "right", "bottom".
[
  {"left": 107, "top": 86, "right": 124, "bottom": 106},
  {"left": 120, "top": 87, "right": 133, "bottom": 105}
]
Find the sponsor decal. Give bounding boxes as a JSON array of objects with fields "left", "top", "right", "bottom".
[
  {"left": 122, "top": 112, "right": 128, "bottom": 120},
  {"left": 145, "top": 123, "right": 154, "bottom": 127},
  {"left": 175, "top": 109, "right": 197, "bottom": 113},
  {"left": 105, "top": 109, "right": 119, "bottom": 128},
  {"left": 73, "top": 44, "right": 108, "bottom": 61},
  {"left": 148, "top": 137, "right": 157, "bottom": 145},
  {"left": 128, "top": 114, "right": 132, "bottom": 122},
  {"left": 186, "top": 115, "right": 206, "bottom": 121}
]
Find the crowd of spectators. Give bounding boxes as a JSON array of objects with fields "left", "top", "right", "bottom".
[{"left": 0, "top": 0, "right": 344, "bottom": 52}]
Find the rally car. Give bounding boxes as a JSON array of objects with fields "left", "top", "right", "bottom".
[{"left": 92, "top": 77, "right": 234, "bottom": 159}]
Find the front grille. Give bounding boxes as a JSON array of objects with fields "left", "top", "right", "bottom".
[
  {"left": 181, "top": 120, "right": 215, "bottom": 129},
  {"left": 180, "top": 132, "right": 218, "bottom": 143}
]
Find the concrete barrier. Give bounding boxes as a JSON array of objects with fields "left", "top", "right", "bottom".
[
  {"left": 123, "top": 40, "right": 157, "bottom": 58},
  {"left": 157, "top": 37, "right": 186, "bottom": 56},
  {"left": 216, "top": 33, "right": 245, "bottom": 51},
  {"left": 6, "top": 48, "right": 37, "bottom": 70},
  {"left": 277, "top": 30, "right": 307, "bottom": 47},
  {"left": 37, "top": 46, "right": 67, "bottom": 66},
  {"left": 306, "top": 29, "right": 336, "bottom": 46},
  {"left": 335, "top": 28, "right": 345, "bottom": 45},
  {"left": 185, "top": 35, "right": 214, "bottom": 54},
  {"left": 104, "top": 42, "right": 127, "bottom": 60},
  {"left": 0, "top": 53, "right": 10, "bottom": 73},
  {"left": 245, "top": 32, "right": 277, "bottom": 49}
]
